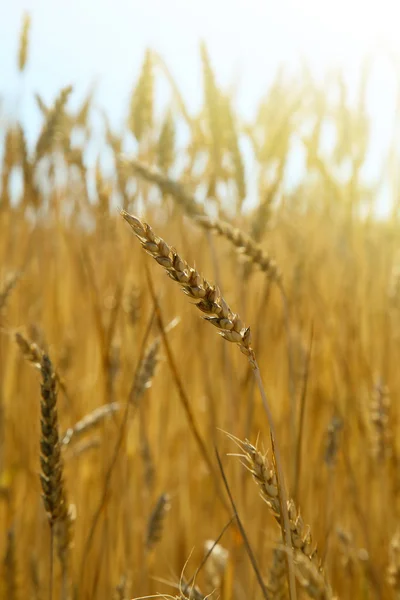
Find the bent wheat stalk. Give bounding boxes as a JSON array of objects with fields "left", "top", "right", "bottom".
[
  {"left": 231, "top": 436, "right": 333, "bottom": 599},
  {"left": 196, "top": 216, "right": 281, "bottom": 283},
  {"left": 121, "top": 209, "right": 297, "bottom": 600}
]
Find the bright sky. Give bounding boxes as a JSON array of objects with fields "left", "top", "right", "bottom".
[{"left": 1, "top": 0, "right": 400, "bottom": 211}]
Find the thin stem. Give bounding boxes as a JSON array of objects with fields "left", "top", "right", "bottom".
[
  {"left": 49, "top": 525, "right": 54, "bottom": 600},
  {"left": 78, "top": 309, "right": 156, "bottom": 590},
  {"left": 277, "top": 281, "right": 297, "bottom": 456},
  {"left": 144, "top": 264, "right": 230, "bottom": 513},
  {"left": 252, "top": 363, "right": 297, "bottom": 600},
  {"left": 187, "top": 516, "right": 235, "bottom": 588},
  {"left": 293, "top": 322, "right": 314, "bottom": 503},
  {"left": 215, "top": 448, "right": 270, "bottom": 600}
]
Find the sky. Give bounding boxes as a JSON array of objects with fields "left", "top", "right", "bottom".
[{"left": 1, "top": 0, "right": 400, "bottom": 212}]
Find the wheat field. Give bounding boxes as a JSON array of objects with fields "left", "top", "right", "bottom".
[{"left": 0, "top": 13, "right": 400, "bottom": 600}]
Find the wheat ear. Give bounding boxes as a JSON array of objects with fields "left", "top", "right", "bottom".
[
  {"left": 123, "top": 160, "right": 205, "bottom": 217},
  {"left": 0, "top": 272, "right": 21, "bottom": 312},
  {"left": 196, "top": 216, "right": 281, "bottom": 282},
  {"left": 121, "top": 210, "right": 297, "bottom": 600},
  {"left": 233, "top": 437, "right": 333, "bottom": 599},
  {"left": 61, "top": 402, "right": 120, "bottom": 447},
  {"left": 146, "top": 493, "right": 170, "bottom": 551},
  {"left": 121, "top": 211, "right": 255, "bottom": 365},
  {"left": 40, "top": 354, "right": 71, "bottom": 599}
]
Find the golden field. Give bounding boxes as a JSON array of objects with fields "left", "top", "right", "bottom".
[{"left": 0, "top": 14, "right": 400, "bottom": 600}]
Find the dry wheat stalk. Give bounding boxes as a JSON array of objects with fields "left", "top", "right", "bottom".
[
  {"left": 195, "top": 216, "right": 281, "bottom": 282},
  {"left": 35, "top": 86, "right": 73, "bottom": 161},
  {"left": 146, "top": 493, "right": 170, "bottom": 551},
  {"left": 16, "top": 123, "right": 39, "bottom": 208},
  {"left": 121, "top": 210, "right": 296, "bottom": 598},
  {"left": 121, "top": 211, "right": 255, "bottom": 364},
  {"left": 129, "top": 49, "right": 153, "bottom": 142},
  {"left": 74, "top": 87, "right": 94, "bottom": 129},
  {"left": 18, "top": 12, "right": 31, "bottom": 72},
  {"left": 181, "top": 579, "right": 207, "bottom": 600},
  {"left": 220, "top": 93, "right": 246, "bottom": 209},
  {"left": 201, "top": 41, "right": 223, "bottom": 182},
  {"left": 35, "top": 93, "right": 49, "bottom": 117},
  {"left": 233, "top": 438, "right": 332, "bottom": 598},
  {"left": 157, "top": 109, "right": 176, "bottom": 173},
  {"left": 61, "top": 402, "right": 120, "bottom": 447},
  {"left": 3, "top": 527, "right": 17, "bottom": 600},
  {"left": 130, "top": 338, "right": 160, "bottom": 405},
  {"left": 0, "top": 272, "right": 21, "bottom": 312},
  {"left": 122, "top": 159, "right": 205, "bottom": 217},
  {"left": 39, "top": 354, "right": 71, "bottom": 591}
]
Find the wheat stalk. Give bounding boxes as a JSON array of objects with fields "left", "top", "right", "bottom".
[
  {"left": 121, "top": 211, "right": 255, "bottom": 364},
  {"left": 130, "top": 338, "right": 160, "bottom": 405},
  {"left": 157, "top": 109, "right": 176, "bottom": 173},
  {"left": 129, "top": 49, "right": 154, "bottom": 142},
  {"left": 61, "top": 402, "right": 120, "bottom": 447},
  {"left": 39, "top": 354, "right": 71, "bottom": 599},
  {"left": 18, "top": 12, "right": 31, "bottom": 72},
  {"left": 121, "top": 209, "right": 297, "bottom": 599},
  {"left": 231, "top": 437, "right": 333, "bottom": 599},
  {"left": 123, "top": 159, "right": 205, "bottom": 217},
  {"left": 35, "top": 86, "right": 73, "bottom": 161},
  {"left": 195, "top": 216, "right": 281, "bottom": 282},
  {"left": 0, "top": 272, "right": 21, "bottom": 312}
]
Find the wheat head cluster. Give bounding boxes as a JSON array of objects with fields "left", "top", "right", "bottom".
[{"left": 0, "top": 13, "right": 400, "bottom": 600}]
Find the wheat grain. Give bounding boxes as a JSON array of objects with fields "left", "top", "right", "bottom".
[{"left": 121, "top": 210, "right": 256, "bottom": 366}]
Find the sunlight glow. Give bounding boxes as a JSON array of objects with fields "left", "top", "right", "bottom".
[{"left": 298, "top": 0, "right": 399, "bottom": 49}]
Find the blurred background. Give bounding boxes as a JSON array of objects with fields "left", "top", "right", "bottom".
[
  {"left": 1, "top": 1, "right": 400, "bottom": 599},
  {"left": 2, "top": 0, "right": 400, "bottom": 214}
]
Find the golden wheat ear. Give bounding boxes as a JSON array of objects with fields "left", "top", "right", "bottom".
[
  {"left": 120, "top": 210, "right": 256, "bottom": 366},
  {"left": 121, "top": 209, "right": 297, "bottom": 600},
  {"left": 39, "top": 353, "right": 72, "bottom": 596}
]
